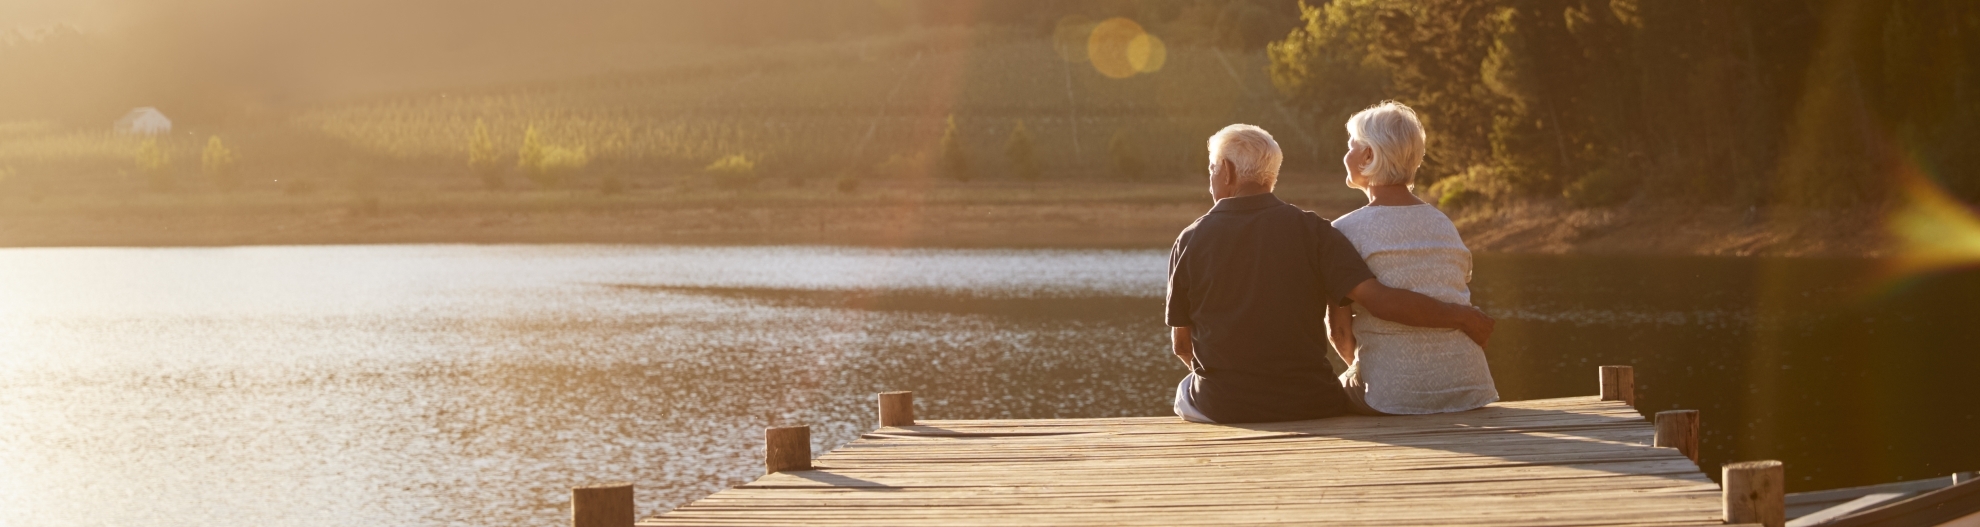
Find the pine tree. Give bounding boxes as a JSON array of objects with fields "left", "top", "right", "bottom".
[
  {"left": 1108, "top": 129, "right": 1145, "bottom": 181},
  {"left": 1005, "top": 120, "right": 1041, "bottom": 183},
  {"left": 469, "top": 119, "right": 502, "bottom": 189},
  {"left": 939, "top": 114, "right": 972, "bottom": 182}
]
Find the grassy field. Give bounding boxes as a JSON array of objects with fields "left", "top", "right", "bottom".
[
  {"left": 0, "top": 27, "right": 1333, "bottom": 198},
  {"left": 0, "top": 27, "right": 1895, "bottom": 257}
]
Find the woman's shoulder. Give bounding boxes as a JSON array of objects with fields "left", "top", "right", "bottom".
[{"left": 1333, "top": 203, "right": 1449, "bottom": 228}]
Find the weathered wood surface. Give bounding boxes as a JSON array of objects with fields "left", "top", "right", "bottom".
[{"left": 643, "top": 396, "right": 1728, "bottom": 526}]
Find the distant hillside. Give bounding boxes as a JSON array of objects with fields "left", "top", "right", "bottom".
[{"left": 2, "top": 27, "right": 1335, "bottom": 198}]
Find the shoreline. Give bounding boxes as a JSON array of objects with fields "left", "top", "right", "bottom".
[{"left": 0, "top": 181, "right": 1891, "bottom": 258}]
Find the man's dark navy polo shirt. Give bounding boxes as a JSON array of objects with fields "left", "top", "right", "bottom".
[{"left": 1165, "top": 192, "right": 1376, "bottom": 423}]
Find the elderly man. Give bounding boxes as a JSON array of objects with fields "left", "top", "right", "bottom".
[{"left": 1168, "top": 124, "right": 1494, "bottom": 424}]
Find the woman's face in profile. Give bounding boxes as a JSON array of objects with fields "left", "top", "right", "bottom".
[{"left": 1343, "top": 139, "right": 1373, "bottom": 189}]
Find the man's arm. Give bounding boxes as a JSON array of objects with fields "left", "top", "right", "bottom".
[
  {"left": 1171, "top": 326, "right": 1195, "bottom": 371},
  {"left": 1326, "top": 305, "right": 1356, "bottom": 364},
  {"left": 1344, "top": 278, "right": 1495, "bottom": 346}
]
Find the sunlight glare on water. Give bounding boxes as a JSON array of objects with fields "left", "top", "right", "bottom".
[
  {"left": 2, "top": 245, "right": 1974, "bottom": 526},
  {"left": 0, "top": 244, "right": 1168, "bottom": 527}
]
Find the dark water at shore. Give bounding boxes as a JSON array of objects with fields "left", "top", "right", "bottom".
[{"left": 0, "top": 245, "right": 1972, "bottom": 526}]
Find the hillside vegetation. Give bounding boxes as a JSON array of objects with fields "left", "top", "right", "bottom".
[{"left": 0, "top": 0, "right": 1971, "bottom": 257}]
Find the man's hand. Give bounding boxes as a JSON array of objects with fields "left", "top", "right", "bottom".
[
  {"left": 1453, "top": 305, "right": 1494, "bottom": 347},
  {"left": 1171, "top": 326, "right": 1196, "bottom": 371},
  {"left": 1346, "top": 278, "right": 1494, "bottom": 347}
]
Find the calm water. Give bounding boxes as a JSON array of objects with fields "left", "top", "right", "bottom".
[{"left": 0, "top": 245, "right": 1973, "bottom": 526}]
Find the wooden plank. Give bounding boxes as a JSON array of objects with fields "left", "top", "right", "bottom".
[{"left": 642, "top": 397, "right": 1721, "bottom": 526}]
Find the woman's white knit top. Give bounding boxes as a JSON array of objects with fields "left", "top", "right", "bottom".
[{"left": 1333, "top": 204, "right": 1498, "bottom": 414}]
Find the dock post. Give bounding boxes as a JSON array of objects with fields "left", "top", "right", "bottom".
[
  {"left": 765, "top": 425, "right": 812, "bottom": 473},
  {"left": 571, "top": 483, "right": 634, "bottom": 527},
  {"left": 1724, "top": 460, "right": 1785, "bottom": 527},
  {"left": 879, "top": 391, "right": 915, "bottom": 427},
  {"left": 1654, "top": 410, "right": 1700, "bottom": 462},
  {"left": 1599, "top": 365, "right": 1636, "bottom": 407}
]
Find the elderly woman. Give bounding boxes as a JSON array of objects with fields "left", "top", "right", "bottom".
[{"left": 1327, "top": 101, "right": 1498, "bottom": 416}]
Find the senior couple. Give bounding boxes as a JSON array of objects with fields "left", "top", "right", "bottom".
[{"left": 1168, "top": 102, "right": 1498, "bottom": 423}]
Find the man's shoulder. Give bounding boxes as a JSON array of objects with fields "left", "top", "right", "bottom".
[{"left": 1173, "top": 213, "right": 1211, "bottom": 245}]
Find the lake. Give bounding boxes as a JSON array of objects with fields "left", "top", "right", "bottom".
[{"left": 0, "top": 245, "right": 1973, "bottom": 526}]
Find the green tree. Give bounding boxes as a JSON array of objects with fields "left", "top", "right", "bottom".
[
  {"left": 516, "top": 126, "right": 589, "bottom": 188},
  {"left": 469, "top": 119, "right": 503, "bottom": 189},
  {"left": 1108, "top": 129, "right": 1146, "bottom": 181},
  {"left": 135, "top": 138, "right": 172, "bottom": 190},
  {"left": 706, "top": 154, "right": 757, "bottom": 190},
  {"left": 517, "top": 125, "right": 545, "bottom": 184},
  {"left": 1268, "top": 0, "right": 1391, "bottom": 155},
  {"left": 1005, "top": 120, "right": 1041, "bottom": 183},
  {"left": 938, "top": 114, "right": 971, "bottom": 182},
  {"left": 201, "top": 136, "right": 238, "bottom": 191}
]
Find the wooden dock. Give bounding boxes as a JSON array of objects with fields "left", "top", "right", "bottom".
[{"left": 579, "top": 367, "right": 1794, "bottom": 526}]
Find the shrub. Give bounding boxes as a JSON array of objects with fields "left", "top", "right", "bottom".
[
  {"left": 136, "top": 138, "right": 172, "bottom": 190},
  {"left": 517, "top": 125, "right": 589, "bottom": 188},
  {"left": 600, "top": 174, "right": 625, "bottom": 195},
  {"left": 1429, "top": 174, "right": 1482, "bottom": 210},
  {"left": 1006, "top": 119, "right": 1041, "bottom": 183},
  {"left": 706, "top": 154, "right": 757, "bottom": 190},
  {"left": 1429, "top": 166, "right": 1510, "bottom": 210},
  {"left": 939, "top": 114, "right": 971, "bottom": 182},
  {"left": 835, "top": 173, "right": 861, "bottom": 193},
  {"left": 202, "top": 136, "right": 238, "bottom": 191},
  {"left": 1563, "top": 165, "right": 1637, "bottom": 208}
]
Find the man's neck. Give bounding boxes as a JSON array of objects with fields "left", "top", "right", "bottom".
[
  {"left": 1219, "top": 184, "right": 1274, "bottom": 201},
  {"left": 1363, "top": 184, "right": 1423, "bottom": 206}
]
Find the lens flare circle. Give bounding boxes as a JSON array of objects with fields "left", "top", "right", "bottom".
[
  {"left": 1087, "top": 18, "right": 1147, "bottom": 79},
  {"left": 1129, "top": 33, "right": 1166, "bottom": 73}
]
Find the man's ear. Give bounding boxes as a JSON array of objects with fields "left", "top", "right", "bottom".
[{"left": 1217, "top": 159, "right": 1237, "bottom": 186}]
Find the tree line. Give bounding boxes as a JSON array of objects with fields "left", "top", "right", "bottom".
[{"left": 1269, "top": 0, "right": 1979, "bottom": 208}]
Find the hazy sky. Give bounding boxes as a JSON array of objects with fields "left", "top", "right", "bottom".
[{"left": 0, "top": 0, "right": 125, "bottom": 32}]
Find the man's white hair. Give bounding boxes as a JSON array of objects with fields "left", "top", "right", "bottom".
[
  {"left": 1207, "top": 124, "right": 1282, "bottom": 187},
  {"left": 1345, "top": 101, "right": 1427, "bottom": 187}
]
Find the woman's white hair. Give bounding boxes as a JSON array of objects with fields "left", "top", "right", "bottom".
[
  {"left": 1207, "top": 124, "right": 1282, "bottom": 187},
  {"left": 1345, "top": 101, "right": 1427, "bottom": 187}
]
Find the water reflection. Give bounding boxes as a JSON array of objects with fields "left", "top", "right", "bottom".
[{"left": 0, "top": 246, "right": 1972, "bottom": 526}]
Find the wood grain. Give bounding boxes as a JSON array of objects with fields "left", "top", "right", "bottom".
[{"left": 643, "top": 397, "right": 1726, "bottom": 526}]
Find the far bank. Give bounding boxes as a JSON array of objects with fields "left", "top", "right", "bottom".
[{"left": 0, "top": 179, "right": 1890, "bottom": 258}]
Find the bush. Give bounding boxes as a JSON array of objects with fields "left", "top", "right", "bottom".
[
  {"left": 706, "top": 154, "right": 757, "bottom": 190},
  {"left": 939, "top": 114, "right": 971, "bottom": 182},
  {"left": 1430, "top": 175, "right": 1483, "bottom": 210},
  {"left": 202, "top": 136, "right": 238, "bottom": 191},
  {"left": 600, "top": 174, "right": 625, "bottom": 195},
  {"left": 517, "top": 125, "right": 589, "bottom": 188},
  {"left": 1108, "top": 129, "right": 1146, "bottom": 181},
  {"left": 135, "top": 138, "right": 172, "bottom": 190},
  {"left": 1563, "top": 165, "right": 1637, "bottom": 208},
  {"left": 1428, "top": 166, "right": 1505, "bottom": 210},
  {"left": 1005, "top": 119, "right": 1041, "bottom": 183},
  {"left": 835, "top": 172, "right": 861, "bottom": 193}
]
